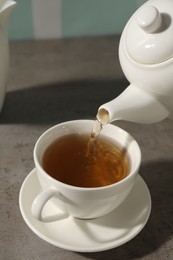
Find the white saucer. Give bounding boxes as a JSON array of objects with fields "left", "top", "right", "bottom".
[{"left": 19, "top": 169, "right": 151, "bottom": 253}]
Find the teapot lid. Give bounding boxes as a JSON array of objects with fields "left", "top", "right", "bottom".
[{"left": 124, "top": 0, "right": 173, "bottom": 64}]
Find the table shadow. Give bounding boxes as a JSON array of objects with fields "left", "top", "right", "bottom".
[{"left": 0, "top": 78, "right": 127, "bottom": 125}]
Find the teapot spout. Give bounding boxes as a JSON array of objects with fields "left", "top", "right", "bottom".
[
  {"left": 0, "top": 0, "right": 16, "bottom": 29},
  {"left": 97, "top": 84, "right": 169, "bottom": 124}
]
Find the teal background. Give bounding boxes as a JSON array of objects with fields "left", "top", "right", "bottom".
[
  {"left": 62, "top": 0, "right": 137, "bottom": 37},
  {"left": 9, "top": 0, "right": 34, "bottom": 40},
  {"left": 8, "top": 0, "right": 139, "bottom": 40}
]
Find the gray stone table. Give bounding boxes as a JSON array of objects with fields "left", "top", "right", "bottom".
[{"left": 0, "top": 36, "right": 173, "bottom": 259}]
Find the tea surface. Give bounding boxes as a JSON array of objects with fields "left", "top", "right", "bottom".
[{"left": 42, "top": 133, "right": 130, "bottom": 188}]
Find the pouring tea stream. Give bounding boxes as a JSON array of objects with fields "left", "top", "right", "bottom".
[{"left": 97, "top": 0, "right": 173, "bottom": 125}]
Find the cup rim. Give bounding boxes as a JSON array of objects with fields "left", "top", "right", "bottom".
[{"left": 34, "top": 119, "right": 141, "bottom": 191}]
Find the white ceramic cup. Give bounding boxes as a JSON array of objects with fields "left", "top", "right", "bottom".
[{"left": 31, "top": 120, "right": 141, "bottom": 222}]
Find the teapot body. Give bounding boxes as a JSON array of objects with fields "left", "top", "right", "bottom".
[
  {"left": 119, "top": 37, "right": 173, "bottom": 119},
  {"left": 0, "top": 0, "right": 16, "bottom": 112},
  {"left": 0, "top": 27, "right": 9, "bottom": 111},
  {"left": 118, "top": 0, "right": 173, "bottom": 120},
  {"left": 98, "top": 0, "right": 173, "bottom": 124}
]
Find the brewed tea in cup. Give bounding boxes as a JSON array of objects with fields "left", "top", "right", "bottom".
[
  {"left": 32, "top": 120, "right": 141, "bottom": 221},
  {"left": 42, "top": 133, "right": 130, "bottom": 188}
]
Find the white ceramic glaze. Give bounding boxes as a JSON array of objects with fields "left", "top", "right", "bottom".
[
  {"left": 0, "top": 0, "right": 16, "bottom": 112},
  {"left": 31, "top": 120, "right": 141, "bottom": 221},
  {"left": 98, "top": 0, "right": 173, "bottom": 124},
  {"left": 19, "top": 169, "right": 151, "bottom": 252}
]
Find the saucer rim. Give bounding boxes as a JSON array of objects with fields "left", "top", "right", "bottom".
[{"left": 19, "top": 168, "right": 151, "bottom": 252}]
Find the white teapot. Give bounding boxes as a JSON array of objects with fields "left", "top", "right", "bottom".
[
  {"left": 0, "top": 0, "right": 16, "bottom": 112},
  {"left": 97, "top": 0, "right": 173, "bottom": 124}
]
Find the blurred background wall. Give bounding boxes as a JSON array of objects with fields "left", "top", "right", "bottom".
[{"left": 8, "top": 0, "right": 147, "bottom": 40}]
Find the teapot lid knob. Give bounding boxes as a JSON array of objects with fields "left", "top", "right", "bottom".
[
  {"left": 122, "top": 0, "right": 173, "bottom": 64},
  {"left": 136, "top": 6, "right": 162, "bottom": 33}
]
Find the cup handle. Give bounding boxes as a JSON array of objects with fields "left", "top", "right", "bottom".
[{"left": 31, "top": 189, "right": 69, "bottom": 222}]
